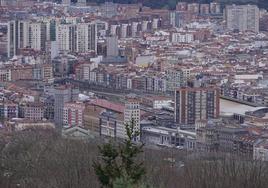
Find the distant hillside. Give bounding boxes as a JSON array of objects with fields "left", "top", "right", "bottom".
[{"left": 68, "top": 0, "right": 268, "bottom": 9}]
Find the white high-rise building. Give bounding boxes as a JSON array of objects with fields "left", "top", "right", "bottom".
[
  {"left": 106, "top": 35, "right": 118, "bottom": 57},
  {"left": 56, "top": 24, "right": 76, "bottom": 52},
  {"left": 225, "top": 4, "right": 259, "bottom": 33},
  {"left": 29, "top": 22, "right": 47, "bottom": 51},
  {"left": 123, "top": 98, "right": 140, "bottom": 141},
  {"left": 76, "top": 23, "right": 89, "bottom": 52},
  {"left": 56, "top": 23, "right": 96, "bottom": 53},
  {"left": 7, "top": 20, "right": 30, "bottom": 58},
  {"left": 76, "top": 23, "right": 97, "bottom": 53}
]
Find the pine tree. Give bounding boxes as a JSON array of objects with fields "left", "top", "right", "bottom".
[
  {"left": 93, "top": 118, "right": 146, "bottom": 188},
  {"left": 93, "top": 143, "right": 121, "bottom": 187}
]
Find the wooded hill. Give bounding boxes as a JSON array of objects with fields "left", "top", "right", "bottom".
[{"left": 1, "top": 128, "right": 268, "bottom": 188}]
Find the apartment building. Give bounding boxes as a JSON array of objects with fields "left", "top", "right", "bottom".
[
  {"left": 226, "top": 5, "right": 259, "bottom": 33},
  {"left": 175, "top": 85, "right": 220, "bottom": 127}
]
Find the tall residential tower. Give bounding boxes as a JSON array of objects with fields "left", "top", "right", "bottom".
[
  {"left": 54, "top": 86, "right": 79, "bottom": 127},
  {"left": 175, "top": 85, "right": 220, "bottom": 128},
  {"left": 7, "top": 20, "right": 30, "bottom": 58},
  {"left": 225, "top": 5, "right": 259, "bottom": 33}
]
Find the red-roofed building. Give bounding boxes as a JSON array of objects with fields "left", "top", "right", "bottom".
[{"left": 90, "top": 99, "right": 125, "bottom": 113}]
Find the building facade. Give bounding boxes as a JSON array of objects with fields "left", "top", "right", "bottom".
[
  {"left": 7, "top": 20, "right": 30, "bottom": 58},
  {"left": 123, "top": 98, "right": 140, "bottom": 141},
  {"left": 254, "top": 139, "right": 268, "bottom": 161},
  {"left": 226, "top": 5, "right": 259, "bottom": 33},
  {"left": 54, "top": 86, "right": 79, "bottom": 127},
  {"left": 99, "top": 110, "right": 124, "bottom": 138},
  {"left": 56, "top": 22, "right": 97, "bottom": 53},
  {"left": 29, "top": 22, "right": 47, "bottom": 51},
  {"left": 166, "top": 68, "right": 191, "bottom": 92},
  {"left": 21, "top": 102, "right": 44, "bottom": 121},
  {"left": 63, "top": 102, "right": 85, "bottom": 127},
  {"left": 106, "top": 35, "right": 119, "bottom": 57},
  {"left": 175, "top": 86, "right": 220, "bottom": 127},
  {"left": 0, "top": 102, "right": 18, "bottom": 120}
]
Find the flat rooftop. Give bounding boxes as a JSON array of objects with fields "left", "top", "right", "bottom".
[{"left": 220, "top": 99, "right": 259, "bottom": 116}]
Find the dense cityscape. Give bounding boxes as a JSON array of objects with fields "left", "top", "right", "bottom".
[{"left": 1, "top": 0, "right": 268, "bottom": 187}]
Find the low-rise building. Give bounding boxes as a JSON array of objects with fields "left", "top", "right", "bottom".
[
  {"left": 218, "top": 126, "right": 248, "bottom": 153},
  {"left": 141, "top": 126, "right": 178, "bottom": 147},
  {"left": 141, "top": 96, "right": 172, "bottom": 109},
  {"left": 7, "top": 119, "right": 55, "bottom": 131},
  {"left": 99, "top": 110, "right": 124, "bottom": 138},
  {"left": 20, "top": 102, "right": 44, "bottom": 121},
  {"left": 233, "top": 135, "right": 258, "bottom": 158},
  {"left": 254, "top": 139, "right": 268, "bottom": 161},
  {"left": 0, "top": 69, "right": 11, "bottom": 82},
  {"left": 0, "top": 102, "right": 18, "bottom": 120},
  {"left": 196, "top": 125, "right": 219, "bottom": 152},
  {"left": 62, "top": 126, "right": 95, "bottom": 140}
]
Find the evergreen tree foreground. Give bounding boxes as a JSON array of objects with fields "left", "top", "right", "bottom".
[{"left": 93, "top": 118, "right": 146, "bottom": 188}]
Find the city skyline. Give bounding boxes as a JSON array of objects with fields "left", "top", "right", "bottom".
[{"left": 1, "top": 0, "right": 268, "bottom": 187}]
